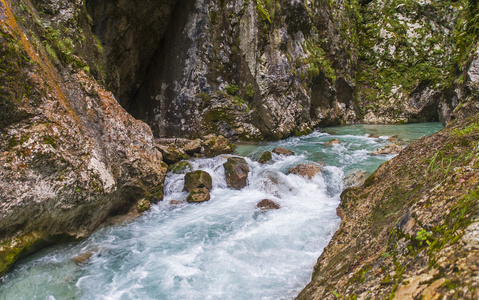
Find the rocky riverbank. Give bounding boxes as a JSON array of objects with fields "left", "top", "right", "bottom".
[{"left": 297, "top": 104, "right": 479, "bottom": 299}]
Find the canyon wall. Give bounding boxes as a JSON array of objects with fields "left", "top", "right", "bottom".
[{"left": 1, "top": 0, "right": 478, "bottom": 282}]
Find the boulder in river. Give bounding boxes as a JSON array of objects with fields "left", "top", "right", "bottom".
[
  {"left": 186, "top": 187, "right": 211, "bottom": 203},
  {"left": 259, "top": 151, "right": 273, "bottom": 164},
  {"left": 369, "top": 143, "right": 403, "bottom": 155},
  {"left": 223, "top": 157, "right": 250, "bottom": 190},
  {"left": 184, "top": 170, "right": 213, "bottom": 192},
  {"left": 157, "top": 145, "right": 187, "bottom": 165},
  {"left": 343, "top": 170, "right": 368, "bottom": 188},
  {"left": 184, "top": 138, "right": 203, "bottom": 155},
  {"left": 202, "top": 134, "right": 235, "bottom": 157},
  {"left": 272, "top": 147, "right": 295, "bottom": 156},
  {"left": 169, "top": 161, "right": 193, "bottom": 174},
  {"left": 288, "top": 163, "right": 323, "bottom": 179},
  {"left": 326, "top": 138, "right": 341, "bottom": 145},
  {"left": 136, "top": 199, "right": 151, "bottom": 213},
  {"left": 72, "top": 252, "right": 94, "bottom": 265},
  {"left": 257, "top": 199, "right": 281, "bottom": 210}
]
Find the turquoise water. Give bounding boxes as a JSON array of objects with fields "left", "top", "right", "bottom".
[{"left": 0, "top": 123, "right": 443, "bottom": 300}]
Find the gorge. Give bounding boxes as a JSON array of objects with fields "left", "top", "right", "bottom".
[{"left": 1, "top": 0, "right": 479, "bottom": 298}]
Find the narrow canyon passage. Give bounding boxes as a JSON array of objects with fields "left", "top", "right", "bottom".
[{"left": 0, "top": 123, "right": 443, "bottom": 299}]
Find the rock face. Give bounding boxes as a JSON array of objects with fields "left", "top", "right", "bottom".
[
  {"left": 343, "top": 170, "right": 368, "bottom": 189},
  {"left": 288, "top": 163, "right": 323, "bottom": 179},
  {"left": 369, "top": 143, "right": 403, "bottom": 155},
  {"left": 257, "top": 199, "right": 280, "bottom": 210},
  {"left": 223, "top": 157, "right": 250, "bottom": 190},
  {"left": 0, "top": 0, "right": 167, "bottom": 276},
  {"left": 86, "top": 0, "right": 358, "bottom": 140},
  {"left": 297, "top": 107, "right": 479, "bottom": 299},
  {"left": 272, "top": 147, "right": 295, "bottom": 156},
  {"left": 184, "top": 170, "right": 213, "bottom": 192}
]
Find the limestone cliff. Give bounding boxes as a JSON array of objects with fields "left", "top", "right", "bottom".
[
  {"left": 297, "top": 35, "right": 479, "bottom": 300},
  {"left": 87, "top": 0, "right": 359, "bottom": 140},
  {"left": 0, "top": 0, "right": 166, "bottom": 276}
]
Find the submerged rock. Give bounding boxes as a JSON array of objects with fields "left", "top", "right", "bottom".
[
  {"left": 184, "top": 170, "right": 213, "bottom": 192},
  {"left": 72, "top": 252, "right": 94, "bottom": 265},
  {"left": 259, "top": 151, "right": 273, "bottom": 164},
  {"left": 272, "top": 148, "right": 295, "bottom": 156},
  {"left": 169, "top": 161, "right": 193, "bottom": 174},
  {"left": 186, "top": 187, "right": 210, "bottom": 203},
  {"left": 369, "top": 143, "right": 403, "bottom": 155},
  {"left": 258, "top": 170, "right": 298, "bottom": 199},
  {"left": 288, "top": 163, "right": 323, "bottom": 179},
  {"left": 257, "top": 199, "right": 281, "bottom": 210},
  {"left": 223, "top": 157, "right": 250, "bottom": 190},
  {"left": 202, "top": 134, "right": 235, "bottom": 157},
  {"left": 343, "top": 170, "right": 368, "bottom": 188},
  {"left": 326, "top": 138, "right": 341, "bottom": 145}
]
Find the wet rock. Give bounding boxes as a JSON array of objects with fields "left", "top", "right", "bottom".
[
  {"left": 169, "top": 200, "right": 184, "bottom": 205},
  {"left": 184, "top": 139, "right": 202, "bottom": 155},
  {"left": 369, "top": 143, "right": 403, "bottom": 155},
  {"left": 157, "top": 145, "right": 187, "bottom": 165},
  {"left": 288, "top": 163, "right": 323, "bottom": 179},
  {"left": 186, "top": 187, "right": 211, "bottom": 203},
  {"left": 387, "top": 135, "right": 400, "bottom": 142},
  {"left": 72, "top": 252, "right": 94, "bottom": 264},
  {"left": 223, "top": 157, "right": 250, "bottom": 190},
  {"left": 272, "top": 148, "right": 295, "bottom": 156},
  {"left": 202, "top": 134, "right": 235, "bottom": 157},
  {"left": 257, "top": 199, "right": 281, "bottom": 210},
  {"left": 169, "top": 161, "right": 193, "bottom": 174},
  {"left": 343, "top": 170, "right": 368, "bottom": 188},
  {"left": 259, "top": 151, "right": 272, "bottom": 164},
  {"left": 184, "top": 170, "right": 213, "bottom": 192},
  {"left": 136, "top": 199, "right": 151, "bottom": 213},
  {"left": 326, "top": 138, "right": 341, "bottom": 145}
]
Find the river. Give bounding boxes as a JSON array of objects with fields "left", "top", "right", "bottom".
[{"left": 0, "top": 123, "right": 443, "bottom": 300}]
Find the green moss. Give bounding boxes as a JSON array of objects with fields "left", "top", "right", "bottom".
[
  {"left": 452, "top": 122, "right": 479, "bottom": 136},
  {"left": 43, "top": 135, "right": 57, "bottom": 148},
  {"left": 169, "top": 161, "right": 193, "bottom": 174},
  {"left": 225, "top": 84, "right": 239, "bottom": 96},
  {"left": 245, "top": 83, "right": 255, "bottom": 99},
  {"left": 137, "top": 199, "right": 151, "bottom": 213},
  {"left": 256, "top": 0, "right": 272, "bottom": 24},
  {"left": 0, "top": 232, "right": 43, "bottom": 277}
]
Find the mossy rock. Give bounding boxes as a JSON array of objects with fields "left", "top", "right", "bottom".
[
  {"left": 0, "top": 232, "right": 43, "bottom": 277},
  {"left": 169, "top": 161, "right": 193, "bottom": 174},
  {"left": 186, "top": 187, "right": 211, "bottom": 203},
  {"left": 223, "top": 157, "right": 250, "bottom": 190},
  {"left": 202, "top": 134, "right": 235, "bottom": 157},
  {"left": 259, "top": 151, "right": 272, "bottom": 164},
  {"left": 136, "top": 199, "right": 151, "bottom": 213},
  {"left": 184, "top": 170, "right": 213, "bottom": 192}
]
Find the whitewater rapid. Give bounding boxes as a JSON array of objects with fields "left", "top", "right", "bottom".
[{"left": 0, "top": 123, "right": 444, "bottom": 300}]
